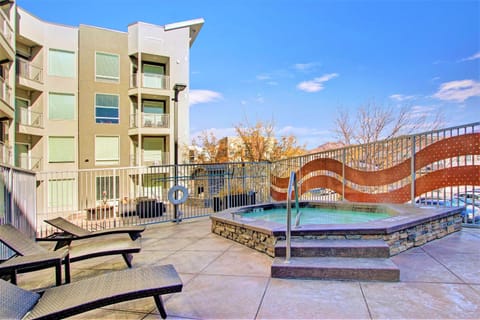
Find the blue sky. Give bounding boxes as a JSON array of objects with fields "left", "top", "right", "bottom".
[{"left": 17, "top": 0, "right": 479, "bottom": 149}]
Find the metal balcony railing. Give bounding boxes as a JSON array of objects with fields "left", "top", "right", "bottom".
[
  {"left": 0, "top": 76, "right": 12, "bottom": 105},
  {"left": 0, "top": 10, "right": 14, "bottom": 48},
  {"left": 16, "top": 155, "right": 42, "bottom": 171},
  {"left": 0, "top": 141, "right": 11, "bottom": 164},
  {"left": 131, "top": 151, "right": 170, "bottom": 167},
  {"left": 16, "top": 58, "right": 43, "bottom": 83},
  {"left": 130, "top": 113, "right": 170, "bottom": 129},
  {"left": 16, "top": 106, "right": 44, "bottom": 128},
  {"left": 130, "top": 73, "right": 170, "bottom": 90}
]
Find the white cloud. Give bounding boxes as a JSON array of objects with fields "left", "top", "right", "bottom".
[
  {"left": 460, "top": 52, "right": 480, "bottom": 62},
  {"left": 407, "top": 105, "right": 437, "bottom": 119},
  {"left": 297, "top": 73, "right": 338, "bottom": 93},
  {"left": 293, "top": 62, "right": 320, "bottom": 72},
  {"left": 189, "top": 90, "right": 222, "bottom": 105},
  {"left": 433, "top": 79, "right": 480, "bottom": 102},
  {"left": 256, "top": 74, "right": 271, "bottom": 81},
  {"left": 390, "top": 94, "right": 415, "bottom": 102}
]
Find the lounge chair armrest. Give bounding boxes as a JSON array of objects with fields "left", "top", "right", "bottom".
[
  {"left": 0, "top": 250, "right": 68, "bottom": 270},
  {"left": 36, "top": 232, "right": 73, "bottom": 241}
]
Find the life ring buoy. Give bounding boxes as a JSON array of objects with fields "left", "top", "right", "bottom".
[{"left": 168, "top": 185, "right": 189, "bottom": 205}]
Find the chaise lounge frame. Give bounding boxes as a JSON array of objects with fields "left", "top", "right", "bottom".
[
  {"left": 0, "top": 264, "right": 182, "bottom": 320},
  {"left": 40, "top": 217, "right": 145, "bottom": 250},
  {"left": 0, "top": 224, "right": 141, "bottom": 286}
]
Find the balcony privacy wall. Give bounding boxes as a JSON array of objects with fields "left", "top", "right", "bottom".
[{"left": 271, "top": 123, "right": 480, "bottom": 204}]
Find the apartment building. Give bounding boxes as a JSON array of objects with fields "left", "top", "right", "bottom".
[
  {"left": 0, "top": 2, "right": 203, "bottom": 212},
  {"left": 12, "top": 5, "right": 202, "bottom": 172}
]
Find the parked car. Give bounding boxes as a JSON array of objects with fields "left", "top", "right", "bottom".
[
  {"left": 415, "top": 197, "right": 480, "bottom": 224},
  {"left": 454, "top": 190, "right": 480, "bottom": 205}
]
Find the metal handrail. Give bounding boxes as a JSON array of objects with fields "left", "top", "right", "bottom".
[{"left": 285, "top": 171, "right": 299, "bottom": 263}]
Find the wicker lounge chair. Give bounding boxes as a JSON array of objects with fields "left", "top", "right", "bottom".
[
  {"left": 1, "top": 224, "right": 141, "bottom": 285},
  {"left": 0, "top": 224, "right": 70, "bottom": 286},
  {"left": 0, "top": 264, "right": 182, "bottom": 320},
  {"left": 41, "top": 217, "right": 145, "bottom": 249}
]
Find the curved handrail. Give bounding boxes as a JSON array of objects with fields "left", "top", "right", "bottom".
[{"left": 286, "top": 171, "right": 300, "bottom": 262}]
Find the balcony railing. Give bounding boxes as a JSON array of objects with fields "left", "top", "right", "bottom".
[
  {"left": 16, "top": 58, "right": 44, "bottom": 83},
  {"left": 131, "top": 151, "right": 170, "bottom": 167},
  {"left": 16, "top": 155, "right": 42, "bottom": 171},
  {"left": 130, "top": 73, "right": 170, "bottom": 90},
  {"left": 0, "top": 141, "right": 11, "bottom": 164},
  {"left": 0, "top": 76, "right": 12, "bottom": 106},
  {"left": 0, "top": 9, "right": 14, "bottom": 49},
  {"left": 16, "top": 106, "right": 44, "bottom": 128},
  {"left": 130, "top": 113, "right": 170, "bottom": 129}
]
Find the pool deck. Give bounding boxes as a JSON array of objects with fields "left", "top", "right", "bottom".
[{"left": 16, "top": 217, "right": 480, "bottom": 319}]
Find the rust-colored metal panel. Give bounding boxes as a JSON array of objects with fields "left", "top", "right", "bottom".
[
  {"left": 299, "top": 158, "right": 343, "bottom": 178},
  {"left": 344, "top": 162, "right": 410, "bottom": 186},
  {"left": 415, "top": 133, "right": 480, "bottom": 170},
  {"left": 415, "top": 166, "right": 480, "bottom": 195}
]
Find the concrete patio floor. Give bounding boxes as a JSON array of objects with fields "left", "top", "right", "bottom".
[{"left": 16, "top": 217, "right": 480, "bottom": 319}]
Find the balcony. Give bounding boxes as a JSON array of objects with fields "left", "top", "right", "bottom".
[
  {"left": 16, "top": 105, "right": 44, "bottom": 136},
  {"left": 16, "top": 106, "right": 43, "bottom": 128},
  {"left": 16, "top": 58, "right": 44, "bottom": 91},
  {"left": 131, "top": 151, "right": 170, "bottom": 166},
  {"left": 0, "top": 9, "right": 14, "bottom": 62},
  {"left": 130, "top": 113, "right": 170, "bottom": 129},
  {"left": 0, "top": 141, "right": 11, "bottom": 164},
  {"left": 130, "top": 73, "right": 170, "bottom": 90},
  {"left": 0, "top": 76, "right": 13, "bottom": 118}
]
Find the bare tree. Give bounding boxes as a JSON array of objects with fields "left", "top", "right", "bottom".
[
  {"left": 334, "top": 100, "right": 444, "bottom": 145},
  {"left": 333, "top": 100, "right": 445, "bottom": 169}
]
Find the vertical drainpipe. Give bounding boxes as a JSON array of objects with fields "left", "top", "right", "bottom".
[{"left": 410, "top": 136, "right": 416, "bottom": 205}]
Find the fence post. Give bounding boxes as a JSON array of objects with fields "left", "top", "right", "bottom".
[{"left": 410, "top": 135, "right": 416, "bottom": 204}]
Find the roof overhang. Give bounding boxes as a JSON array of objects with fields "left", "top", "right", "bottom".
[{"left": 165, "top": 18, "right": 204, "bottom": 47}]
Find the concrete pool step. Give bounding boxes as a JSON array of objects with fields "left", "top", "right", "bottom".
[
  {"left": 275, "top": 239, "right": 390, "bottom": 258},
  {"left": 271, "top": 256, "right": 400, "bottom": 281}
]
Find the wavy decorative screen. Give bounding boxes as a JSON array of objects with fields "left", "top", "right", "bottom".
[{"left": 271, "top": 124, "right": 480, "bottom": 204}]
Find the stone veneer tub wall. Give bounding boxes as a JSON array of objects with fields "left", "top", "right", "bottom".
[{"left": 210, "top": 202, "right": 463, "bottom": 257}]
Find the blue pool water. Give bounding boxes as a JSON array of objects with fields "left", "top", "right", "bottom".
[{"left": 241, "top": 207, "right": 391, "bottom": 225}]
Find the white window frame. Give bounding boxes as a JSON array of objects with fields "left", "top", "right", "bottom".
[
  {"left": 95, "top": 135, "right": 120, "bottom": 166},
  {"left": 95, "top": 51, "right": 120, "bottom": 83},
  {"left": 48, "top": 92, "right": 76, "bottom": 121},
  {"left": 95, "top": 93, "right": 120, "bottom": 124},
  {"left": 48, "top": 48, "right": 76, "bottom": 78},
  {"left": 48, "top": 136, "right": 75, "bottom": 163}
]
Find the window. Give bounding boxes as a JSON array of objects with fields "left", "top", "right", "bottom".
[
  {"left": 95, "top": 94, "right": 119, "bottom": 124},
  {"left": 95, "top": 136, "right": 119, "bottom": 165},
  {"left": 95, "top": 52, "right": 119, "bottom": 82},
  {"left": 143, "top": 137, "right": 165, "bottom": 165},
  {"left": 96, "top": 176, "right": 119, "bottom": 204},
  {"left": 48, "top": 179, "right": 76, "bottom": 208},
  {"left": 48, "top": 136, "right": 75, "bottom": 163},
  {"left": 143, "top": 63, "right": 166, "bottom": 88},
  {"left": 15, "top": 97, "right": 30, "bottom": 125},
  {"left": 143, "top": 100, "right": 165, "bottom": 114},
  {"left": 49, "top": 93, "right": 75, "bottom": 120},
  {"left": 48, "top": 49, "right": 75, "bottom": 78}
]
